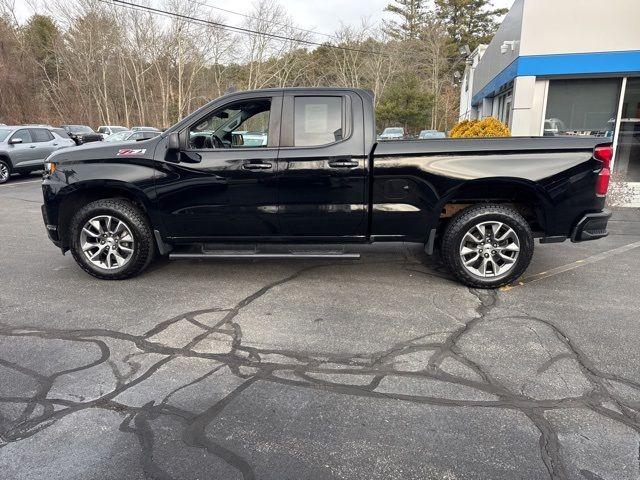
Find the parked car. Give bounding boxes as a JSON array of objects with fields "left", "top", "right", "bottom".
[
  {"left": 234, "top": 130, "right": 268, "bottom": 147},
  {"left": 0, "top": 125, "right": 74, "bottom": 184},
  {"left": 41, "top": 88, "right": 612, "bottom": 288},
  {"left": 131, "top": 126, "right": 160, "bottom": 132},
  {"left": 104, "top": 130, "right": 161, "bottom": 142},
  {"left": 97, "top": 125, "right": 128, "bottom": 139},
  {"left": 60, "top": 125, "right": 103, "bottom": 145},
  {"left": 378, "top": 127, "right": 405, "bottom": 140},
  {"left": 418, "top": 129, "right": 446, "bottom": 139}
]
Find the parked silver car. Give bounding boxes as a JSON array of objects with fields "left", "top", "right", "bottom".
[
  {"left": 97, "top": 125, "right": 128, "bottom": 139},
  {"left": 418, "top": 129, "right": 446, "bottom": 139},
  {"left": 104, "top": 130, "right": 161, "bottom": 142},
  {"left": 378, "top": 127, "right": 405, "bottom": 140},
  {"left": 0, "top": 126, "right": 75, "bottom": 184}
]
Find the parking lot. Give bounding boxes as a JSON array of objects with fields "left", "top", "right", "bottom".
[{"left": 1, "top": 174, "right": 639, "bottom": 480}]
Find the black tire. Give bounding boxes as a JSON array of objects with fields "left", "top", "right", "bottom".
[
  {"left": 441, "top": 204, "right": 534, "bottom": 288},
  {"left": 69, "top": 198, "right": 155, "bottom": 280},
  {"left": 0, "top": 159, "right": 11, "bottom": 184}
]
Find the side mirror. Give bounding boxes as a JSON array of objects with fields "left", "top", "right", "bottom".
[
  {"left": 9, "top": 137, "right": 23, "bottom": 145},
  {"left": 167, "top": 132, "right": 180, "bottom": 151}
]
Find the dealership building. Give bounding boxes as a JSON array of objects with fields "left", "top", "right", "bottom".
[{"left": 459, "top": 0, "right": 640, "bottom": 190}]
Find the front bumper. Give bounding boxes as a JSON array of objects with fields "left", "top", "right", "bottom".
[
  {"left": 41, "top": 204, "right": 62, "bottom": 248},
  {"left": 571, "top": 209, "right": 612, "bottom": 242}
]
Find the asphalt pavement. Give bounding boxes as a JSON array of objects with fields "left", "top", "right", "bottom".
[{"left": 1, "top": 173, "right": 639, "bottom": 480}]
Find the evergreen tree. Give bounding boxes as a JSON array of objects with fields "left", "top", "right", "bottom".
[
  {"left": 435, "top": 0, "right": 508, "bottom": 52},
  {"left": 376, "top": 76, "right": 433, "bottom": 134},
  {"left": 22, "top": 15, "right": 60, "bottom": 78},
  {"left": 383, "top": 0, "right": 428, "bottom": 41}
]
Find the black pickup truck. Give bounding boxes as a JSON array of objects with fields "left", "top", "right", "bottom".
[{"left": 41, "top": 88, "right": 612, "bottom": 288}]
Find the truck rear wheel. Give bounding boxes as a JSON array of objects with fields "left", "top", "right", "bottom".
[
  {"left": 441, "top": 204, "right": 534, "bottom": 288},
  {"left": 69, "top": 199, "right": 154, "bottom": 280}
]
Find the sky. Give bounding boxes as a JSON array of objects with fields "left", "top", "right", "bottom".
[
  {"left": 13, "top": 0, "right": 516, "bottom": 35},
  {"left": 209, "top": 0, "right": 516, "bottom": 37}
]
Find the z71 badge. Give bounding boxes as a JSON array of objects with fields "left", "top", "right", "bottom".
[{"left": 117, "top": 148, "right": 146, "bottom": 156}]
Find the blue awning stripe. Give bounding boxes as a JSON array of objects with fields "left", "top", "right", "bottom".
[{"left": 471, "top": 50, "right": 640, "bottom": 106}]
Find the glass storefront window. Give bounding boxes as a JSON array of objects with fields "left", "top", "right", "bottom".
[
  {"left": 614, "top": 78, "right": 640, "bottom": 182},
  {"left": 544, "top": 79, "right": 621, "bottom": 137}
]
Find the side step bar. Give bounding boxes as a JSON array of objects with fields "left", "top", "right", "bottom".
[
  {"left": 169, "top": 252, "right": 360, "bottom": 259},
  {"left": 169, "top": 244, "right": 360, "bottom": 260}
]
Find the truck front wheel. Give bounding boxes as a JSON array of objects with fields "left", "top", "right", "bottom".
[
  {"left": 69, "top": 199, "right": 155, "bottom": 280},
  {"left": 441, "top": 204, "right": 534, "bottom": 288}
]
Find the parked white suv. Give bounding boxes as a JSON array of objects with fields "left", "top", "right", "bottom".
[{"left": 97, "top": 125, "right": 128, "bottom": 139}]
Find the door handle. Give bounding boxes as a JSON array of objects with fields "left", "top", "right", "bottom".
[
  {"left": 328, "top": 159, "right": 359, "bottom": 169},
  {"left": 29, "top": 145, "right": 37, "bottom": 148},
  {"left": 243, "top": 161, "right": 272, "bottom": 170}
]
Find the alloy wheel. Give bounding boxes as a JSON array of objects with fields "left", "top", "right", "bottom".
[
  {"left": 0, "top": 163, "right": 9, "bottom": 182},
  {"left": 80, "top": 215, "right": 135, "bottom": 270},
  {"left": 459, "top": 221, "right": 520, "bottom": 278}
]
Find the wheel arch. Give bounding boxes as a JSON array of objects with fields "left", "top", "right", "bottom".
[
  {"left": 0, "top": 153, "right": 13, "bottom": 169},
  {"left": 56, "top": 181, "right": 156, "bottom": 248},
  {"left": 437, "top": 177, "right": 550, "bottom": 235}
]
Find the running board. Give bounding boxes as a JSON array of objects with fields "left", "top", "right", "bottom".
[
  {"left": 169, "top": 252, "right": 360, "bottom": 259},
  {"left": 169, "top": 244, "right": 360, "bottom": 260}
]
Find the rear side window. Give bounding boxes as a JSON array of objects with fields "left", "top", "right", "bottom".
[
  {"left": 97, "top": 127, "right": 107, "bottom": 134},
  {"left": 51, "top": 128, "right": 70, "bottom": 139},
  {"left": 31, "top": 128, "right": 54, "bottom": 142},
  {"left": 294, "top": 96, "right": 343, "bottom": 147}
]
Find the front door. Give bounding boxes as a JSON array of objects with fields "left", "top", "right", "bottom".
[
  {"left": 276, "top": 92, "right": 368, "bottom": 238},
  {"left": 155, "top": 93, "right": 282, "bottom": 241},
  {"left": 7, "top": 129, "right": 39, "bottom": 169}
]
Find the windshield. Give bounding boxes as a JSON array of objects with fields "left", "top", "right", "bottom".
[
  {"left": 0, "top": 128, "right": 12, "bottom": 142},
  {"left": 382, "top": 128, "right": 403, "bottom": 135},
  {"left": 67, "top": 125, "right": 94, "bottom": 134},
  {"left": 105, "top": 131, "right": 131, "bottom": 142}
]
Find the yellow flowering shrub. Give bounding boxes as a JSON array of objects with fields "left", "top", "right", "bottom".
[{"left": 449, "top": 117, "right": 511, "bottom": 138}]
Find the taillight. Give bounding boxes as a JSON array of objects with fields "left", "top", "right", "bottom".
[{"left": 594, "top": 145, "right": 613, "bottom": 197}]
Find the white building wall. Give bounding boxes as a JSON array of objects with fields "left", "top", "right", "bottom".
[
  {"left": 520, "top": 0, "right": 640, "bottom": 56},
  {"left": 459, "top": 45, "right": 487, "bottom": 120},
  {"left": 471, "top": 0, "right": 524, "bottom": 98}
]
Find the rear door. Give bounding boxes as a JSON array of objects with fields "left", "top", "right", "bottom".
[
  {"left": 276, "top": 91, "right": 368, "bottom": 238},
  {"left": 30, "top": 128, "right": 57, "bottom": 161}
]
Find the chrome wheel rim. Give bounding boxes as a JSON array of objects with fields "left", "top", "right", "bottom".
[
  {"left": 0, "top": 163, "right": 8, "bottom": 181},
  {"left": 80, "top": 215, "right": 135, "bottom": 270},
  {"left": 459, "top": 221, "right": 520, "bottom": 278}
]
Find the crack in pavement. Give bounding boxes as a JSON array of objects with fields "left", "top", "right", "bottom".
[{"left": 1, "top": 263, "right": 639, "bottom": 480}]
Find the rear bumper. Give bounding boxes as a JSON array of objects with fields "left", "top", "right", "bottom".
[{"left": 571, "top": 209, "right": 611, "bottom": 242}]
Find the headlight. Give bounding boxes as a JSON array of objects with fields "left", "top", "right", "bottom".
[{"left": 44, "top": 162, "right": 56, "bottom": 175}]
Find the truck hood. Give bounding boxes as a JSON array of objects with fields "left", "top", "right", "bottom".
[{"left": 48, "top": 137, "right": 161, "bottom": 164}]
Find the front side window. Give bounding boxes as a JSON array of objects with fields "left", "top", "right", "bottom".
[
  {"left": 294, "top": 96, "right": 343, "bottom": 147},
  {"left": 189, "top": 98, "right": 271, "bottom": 149},
  {"left": 10, "top": 129, "right": 32, "bottom": 144},
  {"left": 544, "top": 79, "right": 620, "bottom": 137}
]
